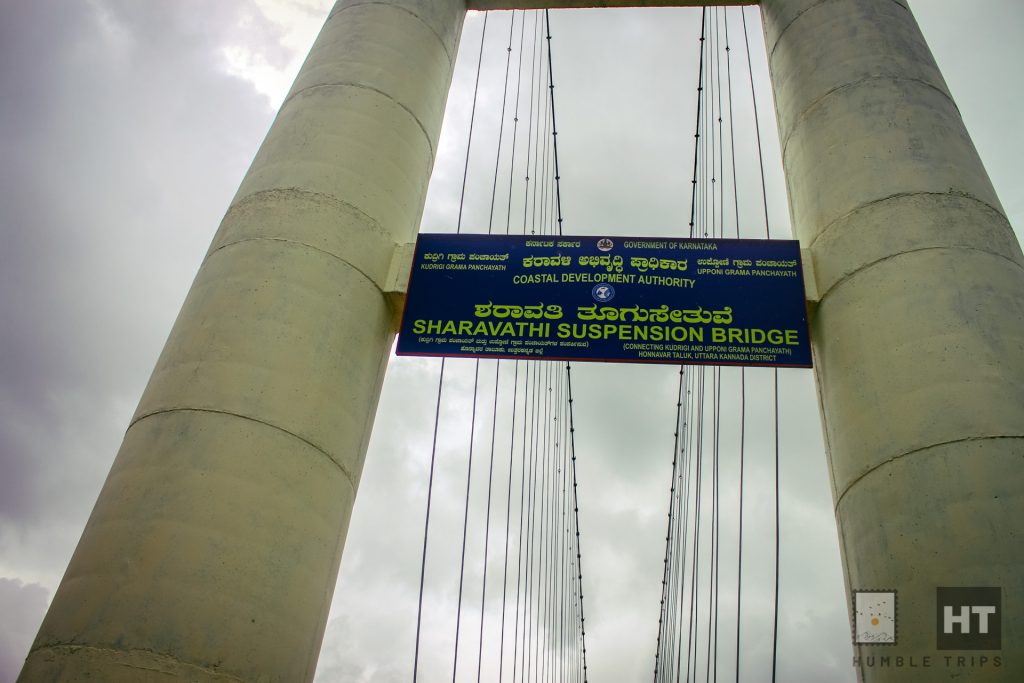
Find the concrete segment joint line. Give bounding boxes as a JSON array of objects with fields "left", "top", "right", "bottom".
[
  {"left": 26, "top": 644, "right": 249, "bottom": 683},
  {"left": 128, "top": 408, "right": 358, "bottom": 489},
  {"left": 205, "top": 236, "right": 389, "bottom": 297},
  {"left": 767, "top": 0, "right": 909, "bottom": 63},
  {"left": 807, "top": 202, "right": 1020, "bottom": 302},
  {"left": 780, "top": 76, "right": 959, "bottom": 161},
  {"left": 279, "top": 82, "right": 437, "bottom": 161},
  {"left": 327, "top": 1, "right": 455, "bottom": 64},
  {"left": 227, "top": 187, "right": 388, "bottom": 236},
  {"left": 809, "top": 191, "right": 1010, "bottom": 255},
  {"left": 814, "top": 244, "right": 1024, "bottom": 305},
  {"left": 833, "top": 434, "right": 1024, "bottom": 513}
]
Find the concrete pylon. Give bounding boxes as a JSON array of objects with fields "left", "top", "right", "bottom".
[
  {"left": 762, "top": 0, "right": 1023, "bottom": 679},
  {"left": 18, "top": 1, "right": 465, "bottom": 681}
]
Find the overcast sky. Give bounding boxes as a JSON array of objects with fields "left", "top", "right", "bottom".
[{"left": 1, "top": 2, "right": 1021, "bottom": 682}]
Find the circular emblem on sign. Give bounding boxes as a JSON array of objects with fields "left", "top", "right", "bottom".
[
  {"left": 592, "top": 283, "right": 615, "bottom": 303},
  {"left": 596, "top": 238, "right": 614, "bottom": 252}
]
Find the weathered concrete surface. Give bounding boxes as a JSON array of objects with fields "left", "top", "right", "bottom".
[
  {"left": 763, "top": 0, "right": 1024, "bottom": 680},
  {"left": 17, "top": 1, "right": 464, "bottom": 681}
]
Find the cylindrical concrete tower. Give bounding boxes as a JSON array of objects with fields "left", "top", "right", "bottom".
[
  {"left": 18, "top": 1, "right": 465, "bottom": 681},
  {"left": 762, "top": 0, "right": 1023, "bottom": 680}
]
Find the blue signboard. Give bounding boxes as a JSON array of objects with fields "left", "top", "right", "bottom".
[{"left": 397, "top": 234, "right": 812, "bottom": 368}]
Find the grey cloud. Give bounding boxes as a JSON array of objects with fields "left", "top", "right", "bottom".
[
  {"left": 0, "top": 0, "right": 289, "bottom": 671},
  {"left": 0, "top": 579, "right": 48, "bottom": 683}
]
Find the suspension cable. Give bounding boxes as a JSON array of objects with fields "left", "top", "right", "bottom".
[
  {"left": 410, "top": 8, "right": 791, "bottom": 683},
  {"left": 412, "top": 13, "right": 491, "bottom": 682},
  {"left": 544, "top": 10, "right": 589, "bottom": 682},
  {"left": 404, "top": 9, "right": 585, "bottom": 683},
  {"left": 739, "top": 10, "right": 783, "bottom": 682}
]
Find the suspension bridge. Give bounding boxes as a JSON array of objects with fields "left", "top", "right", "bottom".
[{"left": 16, "top": 2, "right": 1022, "bottom": 683}]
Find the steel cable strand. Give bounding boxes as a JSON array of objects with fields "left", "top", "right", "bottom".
[
  {"left": 739, "top": 10, "right": 782, "bottom": 681},
  {"left": 653, "top": 365, "right": 690, "bottom": 682}
]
